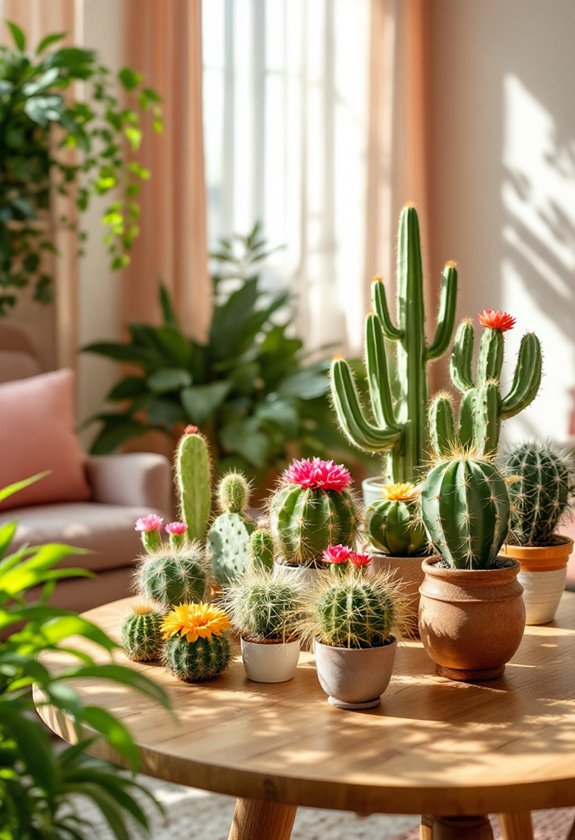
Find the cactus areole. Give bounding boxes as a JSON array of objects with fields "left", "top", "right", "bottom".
[{"left": 330, "top": 205, "right": 458, "bottom": 483}]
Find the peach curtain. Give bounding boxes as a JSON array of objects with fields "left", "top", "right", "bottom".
[{"left": 122, "top": 0, "right": 211, "bottom": 342}]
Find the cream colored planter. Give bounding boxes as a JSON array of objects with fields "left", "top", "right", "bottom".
[
  {"left": 240, "top": 638, "right": 300, "bottom": 683},
  {"left": 501, "top": 536, "right": 574, "bottom": 625},
  {"left": 313, "top": 637, "right": 397, "bottom": 709},
  {"left": 273, "top": 559, "right": 323, "bottom": 589}
]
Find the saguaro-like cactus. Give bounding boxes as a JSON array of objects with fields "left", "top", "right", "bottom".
[
  {"left": 176, "top": 426, "right": 211, "bottom": 542},
  {"left": 429, "top": 310, "right": 542, "bottom": 458},
  {"left": 330, "top": 204, "right": 458, "bottom": 483}
]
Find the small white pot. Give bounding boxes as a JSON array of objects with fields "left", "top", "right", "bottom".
[
  {"left": 518, "top": 568, "right": 568, "bottom": 625},
  {"left": 240, "top": 638, "right": 300, "bottom": 683},
  {"left": 313, "top": 637, "right": 397, "bottom": 710},
  {"left": 362, "top": 476, "right": 385, "bottom": 507},
  {"left": 273, "top": 559, "right": 323, "bottom": 589}
]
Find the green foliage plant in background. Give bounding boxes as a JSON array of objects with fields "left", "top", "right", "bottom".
[
  {"left": 0, "top": 474, "right": 171, "bottom": 839},
  {"left": 85, "top": 223, "right": 366, "bottom": 482},
  {"left": 0, "top": 20, "right": 162, "bottom": 315}
]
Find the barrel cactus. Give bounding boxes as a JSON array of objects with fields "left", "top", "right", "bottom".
[
  {"left": 420, "top": 454, "right": 511, "bottom": 570},
  {"left": 121, "top": 603, "right": 165, "bottom": 662},
  {"left": 269, "top": 458, "right": 360, "bottom": 566},
  {"left": 503, "top": 442, "right": 575, "bottom": 546},
  {"left": 225, "top": 570, "right": 303, "bottom": 642},
  {"left": 162, "top": 603, "right": 231, "bottom": 682},
  {"left": 137, "top": 543, "right": 209, "bottom": 609},
  {"left": 207, "top": 471, "right": 256, "bottom": 586},
  {"left": 176, "top": 426, "right": 211, "bottom": 542},
  {"left": 366, "top": 482, "right": 427, "bottom": 556}
]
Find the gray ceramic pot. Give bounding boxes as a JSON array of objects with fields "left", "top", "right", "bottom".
[{"left": 313, "top": 637, "right": 397, "bottom": 710}]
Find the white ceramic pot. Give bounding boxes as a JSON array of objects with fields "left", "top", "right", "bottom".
[
  {"left": 273, "top": 559, "right": 323, "bottom": 589},
  {"left": 362, "top": 476, "right": 385, "bottom": 507},
  {"left": 313, "top": 637, "right": 397, "bottom": 709},
  {"left": 240, "top": 638, "right": 300, "bottom": 683},
  {"left": 501, "top": 537, "right": 574, "bottom": 625}
]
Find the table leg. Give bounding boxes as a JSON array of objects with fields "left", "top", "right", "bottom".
[
  {"left": 228, "top": 798, "right": 297, "bottom": 840},
  {"left": 497, "top": 811, "right": 533, "bottom": 840},
  {"left": 420, "top": 814, "right": 434, "bottom": 839},
  {"left": 427, "top": 815, "right": 494, "bottom": 839}
]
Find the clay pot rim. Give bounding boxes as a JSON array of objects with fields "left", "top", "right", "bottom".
[
  {"left": 421, "top": 555, "right": 520, "bottom": 582},
  {"left": 501, "top": 535, "right": 574, "bottom": 565},
  {"left": 313, "top": 635, "right": 397, "bottom": 653}
]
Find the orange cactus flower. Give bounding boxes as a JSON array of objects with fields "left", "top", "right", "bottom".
[
  {"left": 161, "top": 602, "right": 231, "bottom": 644},
  {"left": 477, "top": 309, "right": 516, "bottom": 332}
]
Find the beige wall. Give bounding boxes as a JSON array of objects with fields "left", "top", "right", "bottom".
[{"left": 429, "top": 0, "right": 575, "bottom": 445}]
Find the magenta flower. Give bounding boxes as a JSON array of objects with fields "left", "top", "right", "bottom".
[
  {"left": 135, "top": 514, "right": 164, "bottom": 533},
  {"left": 350, "top": 551, "right": 371, "bottom": 569},
  {"left": 322, "top": 545, "right": 353, "bottom": 565},
  {"left": 165, "top": 521, "right": 187, "bottom": 536},
  {"left": 282, "top": 458, "right": 352, "bottom": 493}
]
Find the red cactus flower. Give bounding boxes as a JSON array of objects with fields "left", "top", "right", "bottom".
[
  {"left": 165, "top": 521, "right": 187, "bottom": 536},
  {"left": 282, "top": 457, "right": 352, "bottom": 492},
  {"left": 478, "top": 309, "right": 516, "bottom": 332},
  {"left": 349, "top": 551, "right": 371, "bottom": 568},
  {"left": 321, "top": 545, "right": 353, "bottom": 565},
  {"left": 184, "top": 425, "right": 199, "bottom": 435},
  {"left": 135, "top": 514, "right": 164, "bottom": 533}
]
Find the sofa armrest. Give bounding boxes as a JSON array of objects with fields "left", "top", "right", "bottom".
[{"left": 84, "top": 453, "right": 171, "bottom": 513}]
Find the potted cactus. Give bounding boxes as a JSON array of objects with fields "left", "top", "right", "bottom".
[
  {"left": 121, "top": 601, "right": 165, "bottom": 662},
  {"left": 301, "top": 546, "right": 405, "bottom": 709},
  {"left": 161, "top": 602, "right": 232, "bottom": 682},
  {"left": 501, "top": 442, "right": 575, "bottom": 624},
  {"left": 364, "top": 481, "right": 429, "bottom": 634},
  {"left": 208, "top": 471, "right": 256, "bottom": 587},
  {"left": 225, "top": 529, "right": 304, "bottom": 683},
  {"left": 418, "top": 453, "right": 526, "bottom": 682},
  {"left": 268, "top": 457, "right": 360, "bottom": 583}
]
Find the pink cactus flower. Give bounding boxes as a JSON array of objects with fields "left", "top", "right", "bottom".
[
  {"left": 135, "top": 514, "right": 164, "bottom": 533},
  {"left": 184, "top": 425, "right": 199, "bottom": 435},
  {"left": 165, "top": 521, "right": 187, "bottom": 536},
  {"left": 350, "top": 551, "right": 371, "bottom": 568},
  {"left": 322, "top": 544, "right": 353, "bottom": 565},
  {"left": 282, "top": 457, "right": 352, "bottom": 493},
  {"left": 478, "top": 309, "right": 516, "bottom": 332}
]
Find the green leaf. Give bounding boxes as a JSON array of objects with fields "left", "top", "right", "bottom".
[
  {"left": 147, "top": 368, "right": 192, "bottom": 394},
  {"left": 256, "top": 399, "right": 299, "bottom": 436},
  {"left": 220, "top": 419, "right": 270, "bottom": 468},
  {"left": 159, "top": 282, "right": 179, "bottom": 327},
  {"left": 106, "top": 376, "right": 148, "bottom": 401},
  {"left": 59, "top": 664, "right": 171, "bottom": 710},
  {"left": 0, "top": 709, "right": 56, "bottom": 796},
  {"left": 36, "top": 32, "right": 67, "bottom": 54},
  {"left": 89, "top": 416, "right": 150, "bottom": 455},
  {"left": 39, "top": 616, "right": 119, "bottom": 651},
  {"left": 22, "top": 68, "right": 60, "bottom": 97},
  {"left": 81, "top": 707, "right": 140, "bottom": 770},
  {"left": 118, "top": 67, "right": 143, "bottom": 90},
  {"left": 6, "top": 21, "right": 26, "bottom": 51},
  {"left": 181, "top": 382, "right": 231, "bottom": 425},
  {"left": 209, "top": 279, "right": 259, "bottom": 359},
  {"left": 277, "top": 368, "right": 329, "bottom": 400},
  {"left": 82, "top": 341, "right": 160, "bottom": 367},
  {"left": 0, "top": 472, "right": 50, "bottom": 503},
  {"left": 146, "top": 397, "right": 187, "bottom": 429}
]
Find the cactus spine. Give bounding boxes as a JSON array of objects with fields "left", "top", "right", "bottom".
[
  {"left": 176, "top": 426, "right": 211, "bottom": 542},
  {"left": 504, "top": 442, "right": 575, "bottom": 546},
  {"left": 121, "top": 604, "right": 164, "bottom": 662},
  {"left": 249, "top": 528, "right": 275, "bottom": 573},
  {"left": 430, "top": 315, "right": 542, "bottom": 458},
  {"left": 207, "top": 471, "right": 256, "bottom": 586},
  {"left": 225, "top": 570, "right": 303, "bottom": 642},
  {"left": 164, "top": 634, "right": 230, "bottom": 682},
  {"left": 366, "top": 483, "right": 427, "bottom": 556},
  {"left": 420, "top": 455, "right": 511, "bottom": 570},
  {"left": 137, "top": 544, "right": 209, "bottom": 609},
  {"left": 330, "top": 205, "right": 458, "bottom": 482}
]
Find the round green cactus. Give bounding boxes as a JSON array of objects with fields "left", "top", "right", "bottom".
[
  {"left": 225, "top": 570, "right": 303, "bottom": 642},
  {"left": 121, "top": 604, "right": 164, "bottom": 662},
  {"left": 164, "top": 634, "right": 230, "bottom": 682},
  {"left": 269, "top": 458, "right": 360, "bottom": 566},
  {"left": 366, "top": 482, "right": 427, "bottom": 556},
  {"left": 208, "top": 471, "right": 256, "bottom": 586},
  {"left": 504, "top": 442, "right": 575, "bottom": 546},
  {"left": 420, "top": 455, "right": 510, "bottom": 570},
  {"left": 137, "top": 544, "right": 209, "bottom": 609}
]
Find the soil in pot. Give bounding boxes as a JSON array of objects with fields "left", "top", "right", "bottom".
[{"left": 501, "top": 536, "right": 573, "bottom": 625}]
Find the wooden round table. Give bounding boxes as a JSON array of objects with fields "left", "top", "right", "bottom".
[{"left": 35, "top": 594, "right": 575, "bottom": 840}]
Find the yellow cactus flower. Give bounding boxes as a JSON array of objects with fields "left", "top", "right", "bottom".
[
  {"left": 381, "top": 482, "right": 419, "bottom": 502},
  {"left": 161, "top": 602, "right": 231, "bottom": 644}
]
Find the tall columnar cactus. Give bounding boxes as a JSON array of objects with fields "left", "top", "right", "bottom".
[
  {"left": 249, "top": 528, "right": 275, "bottom": 573},
  {"left": 366, "top": 482, "right": 427, "bottom": 557},
  {"left": 504, "top": 442, "right": 575, "bottom": 546},
  {"left": 137, "top": 544, "right": 209, "bottom": 609},
  {"left": 420, "top": 455, "right": 511, "bottom": 570},
  {"left": 330, "top": 204, "right": 458, "bottom": 483},
  {"left": 176, "top": 426, "right": 211, "bottom": 542},
  {"left": 207, "top": 471, "right": 256, "bottom": 586},
  {"left": 121, "top": 603, "right": 165, "bottom": 662},
  {"left": 429, "top": 310, "right": 542, "bottom": 458},
  {"left": 162, "top": 603, "right": 231, "bottom": 682},
  {"left": 269, "top": 458, "right": 360, "bottom": 566}
]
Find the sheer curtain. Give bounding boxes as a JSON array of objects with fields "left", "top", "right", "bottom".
[{"left": 202, "top": 0, "right": 433, "bottom": 354}]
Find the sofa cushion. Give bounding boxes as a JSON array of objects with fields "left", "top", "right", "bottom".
[
  {"left": 0, "top": 502, "right": 152, "bottom": 573},
  {"left": 0, "top": 369, "right": 91, "bottom": 510}
]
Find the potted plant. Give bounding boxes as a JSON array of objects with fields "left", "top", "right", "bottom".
[
  {"left": 268, "top": 457, "right": 360, "bottom": 585},
  {"left": 501, "top": 441, "right": 575, "bottom": 624},
  {"left": 300, "top": 546, "right": 405, "bottom": 709},
  {"left": 208, "top": 470, "right": 256, "bottom": 586},
  {"left": 419, "top": 453, "right": 526, "bottom": 682},
  {"left": 161, "top": 602, "right": 232, "bottom": 682},
  {"left": 0, "top": 21, "right": 162, "bottom": 314},
  {"left": 364, "top": 480, "right": 429, "bottom": 634},
  {"left": 225, "top": 529, "right": 304, "bottom": 683}
]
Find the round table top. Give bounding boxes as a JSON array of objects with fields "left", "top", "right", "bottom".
[{"left": 36, "top": 594, "right": 575, "bottom": 816}]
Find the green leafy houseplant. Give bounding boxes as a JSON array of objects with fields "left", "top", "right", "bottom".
[
  {"left": 84, "top": 224, "right": 365, "bottom": 481},
  {"left": 0, "top": 474, "right": 171, "bottom": 839},
  {"left": 0, "top": 20, "right": 162, "bottom": 315}
]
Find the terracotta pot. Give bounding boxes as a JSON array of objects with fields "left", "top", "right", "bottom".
[
  {"left": 501, "top": 536, "right": 573, "bottom": 625},
  {"left": 313, "top": 637, "right": 397, "bottom": 709},
  {"left": 368, "top": 552, "right": 426, "bottom": 637},
  {"left": 240, "top": 638, "right": 300, "bottom": 683},
  {"left": 418, "top": 557, "right": 526, "bottom": 682}
]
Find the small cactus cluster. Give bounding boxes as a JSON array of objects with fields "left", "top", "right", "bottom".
[
  {"left": 420, "top": 453, "right": 511, "bottom": 570},
  {"left": 138, "top": 547, "right": 209, "bottom": 610},
  {"left": 503, "top": 442, "right": 575, "bottom": 546},
  {"left": 161, "top": 603, "right": 231, "bottom": 682},
  {"left": 269, "top": 458, "right": 360, "bottom": 566},
  {"left": 301, "top": 547, "right": 403, "bottom": 649},
  {"left": 208, "top": 472, "right": 256, "bottom": 586},
  {"left": 365, "top": 482, "right": 427, "bottom": 556},
  {"left": 121, "top": 602, "right": 164, "bottom": 662}
]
